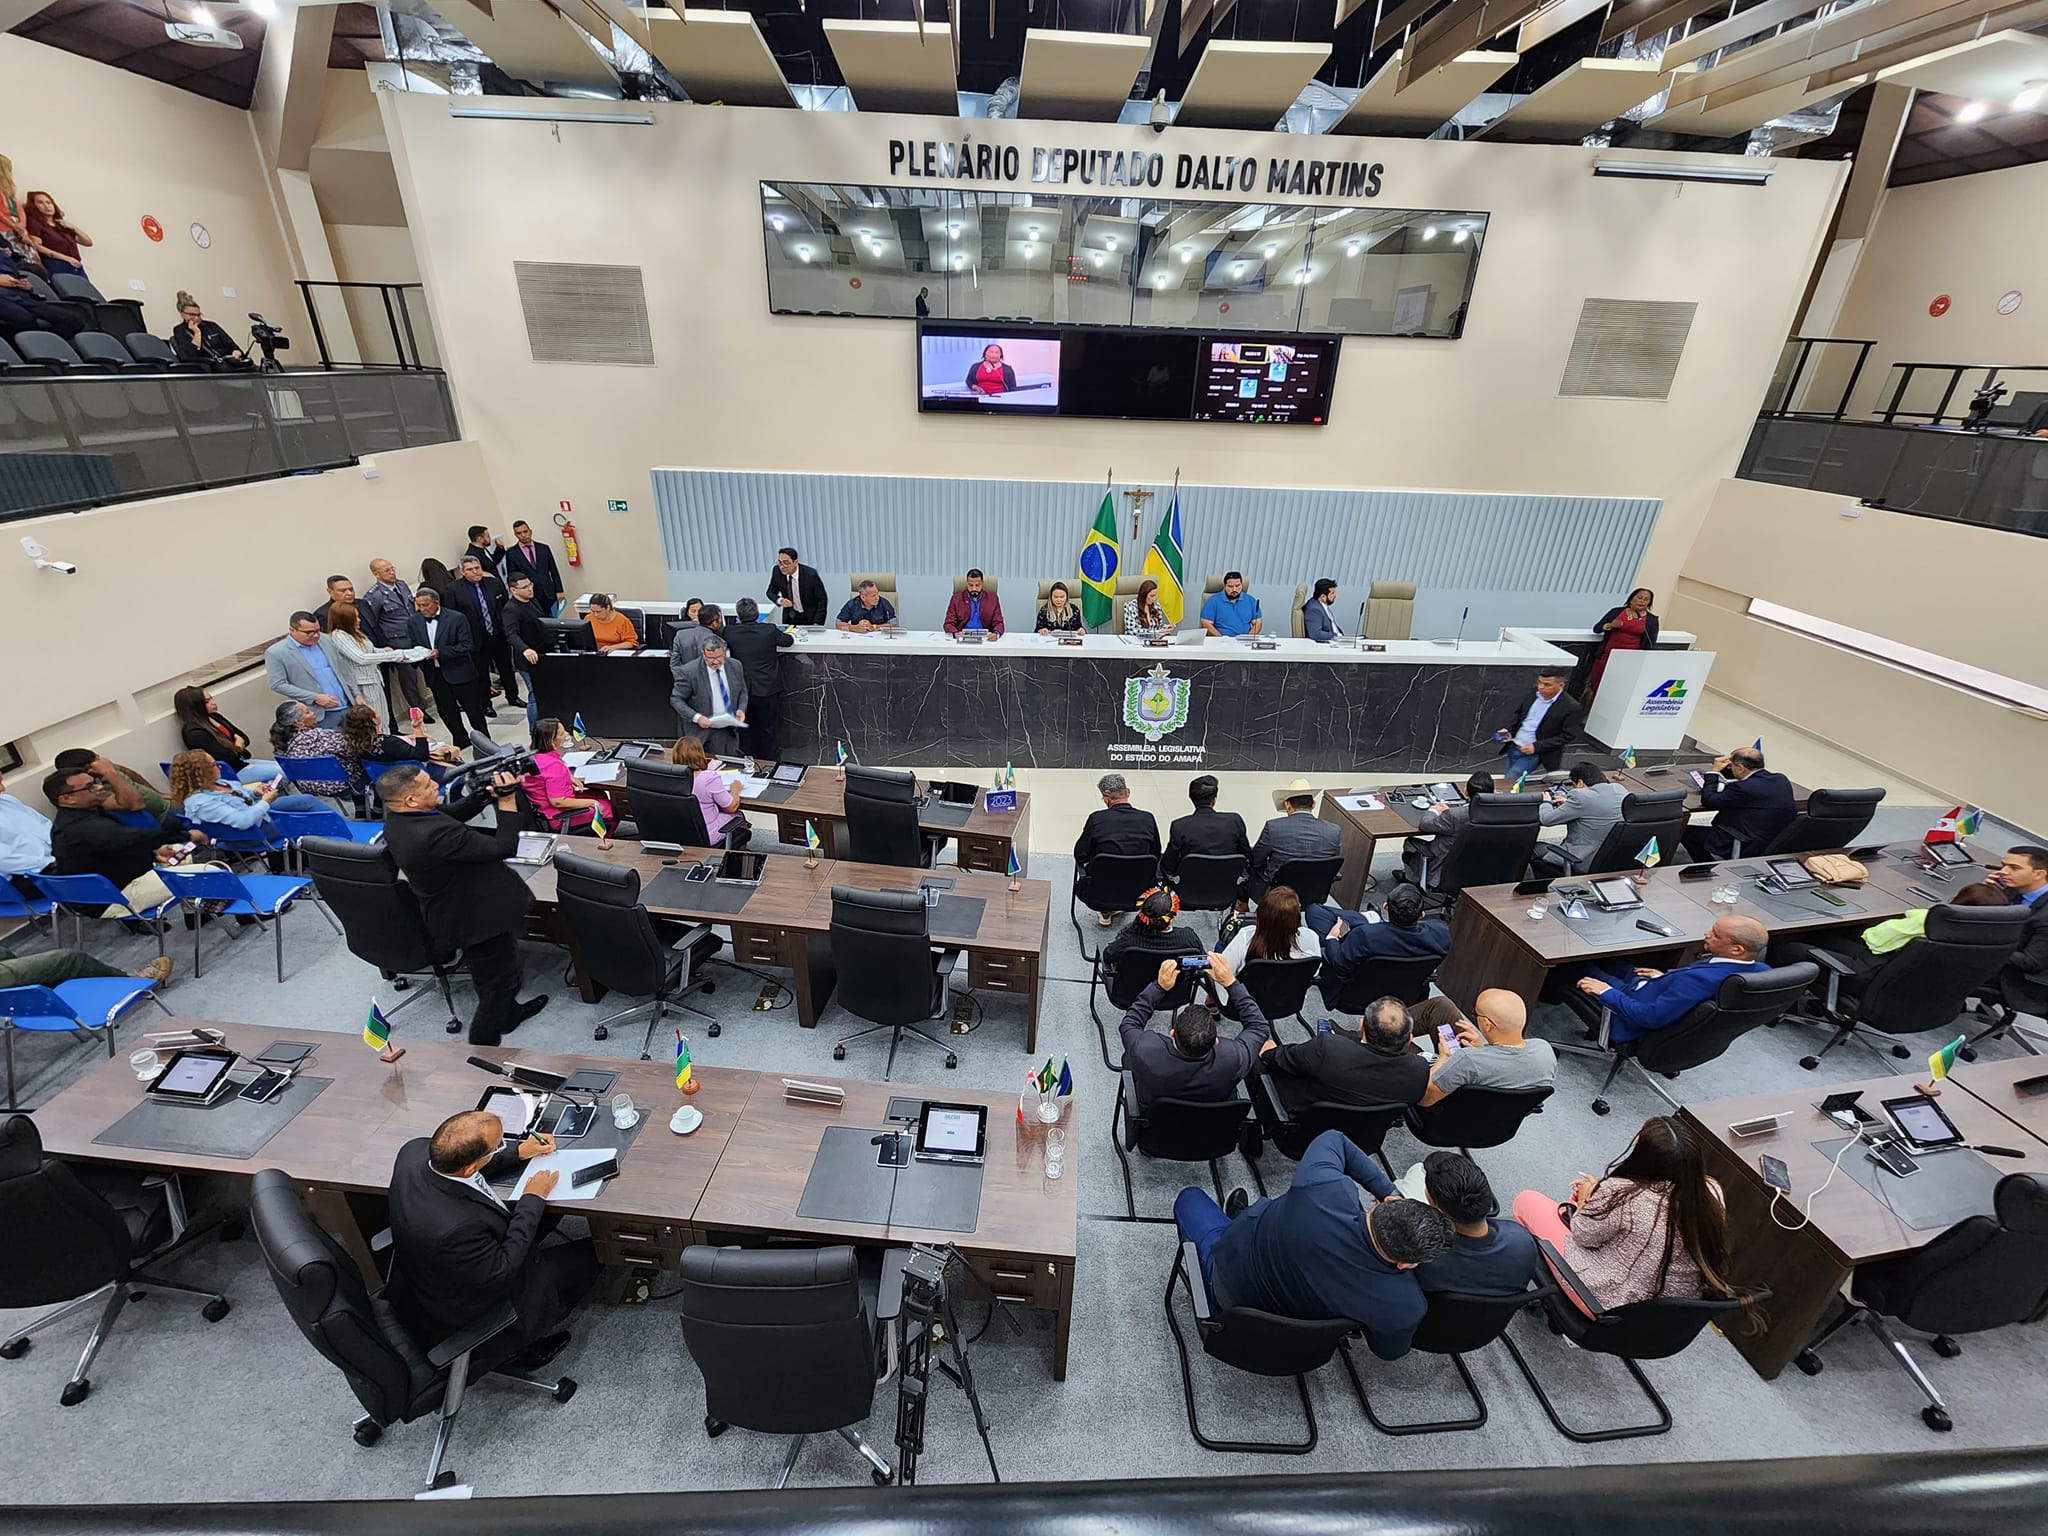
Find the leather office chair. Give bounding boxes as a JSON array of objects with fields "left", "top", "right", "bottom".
[
  {"left": 0, "top": 1115, "right": 228, "bottom": 1405},
  {"left": 1071, "top": 852, "right": 1162, "bottom": 959},
  {"left": 949, "top": 572, "right": 999, "bottom": 595},
  {"left": 1114, "top": 1072, "right": 1252, "bottom": 1218},
  {"left": 1318, "top": 953, "right": 1441, "bottom": 1016},
  {"left": 1579, "top": 790, "right": 1691, "bottom": 876},
  {"left": 1091, "top": 944, "right": 1201, "bottom": 1070},
  {"left": 1169, "top": 852, "right": 1249, "bottom": 931},
  {"left": 1363, "top": 580, "right": 1417, "bottom": 641},
  {"left": 1502, "top": 1237, "right": 1767, "bottom": 1441},
  {"left": 842, "top": 766, "right": 943, "bottom": 869},
  {"left": 250, "top": 1167, "right": 573, "bottom": 1491},
  {"left": 552, "top": 846, "right": 722, "bottom": 1055},
  {"left": 1250, "top": 1078, "right": 1407, "bottom": 1169},
  {"left": 827, "top": 886, "right": 960, "bottom": 1076},
  {"left": 1352, "top": 1283, "right": 1559, "bottom": 1434},
  {"left": 301, "top": 835, "right": 467, "bottom": 1035},
  {"left": 678, "top": 1243, "right": 894, "bottom": 1486},
  {"left": 1556, "top": 962, "right": 1818, "bottom": 1114},
  {"left": 1424, "top": 795, "right": 1541, "bottom": 904},
  {"left": 1266, "top": 855, "right": 1345, "bottom": 909},
  {"left": 1237, "top": 955, "right": 1321, "bottom": 1036},
  {"left": 615, "top": 606, "right": 647, "bottom": 639},
  {"left": 1290, "top": 581, "right": 1309, "bottom": 639},
  {"left": 1165, "top": 1239, "right": 1356, "bottom": 1454},
  {"left": 1795, "top": 1173, "right": 2048, "bottom": 1432},
  {"left": 1404, "top": 1085, "right": 1553, "bottom": 1157},
  {"left": 1790, "top": 905, "right": 2028, "bottom": 1069},
  {"left": 848, "top": 571, "right": 899, "bottom": 618},
  {"left": 623, "top": 759, "right": 713, "bottom": 846},
  {"left": 1743, "top": 787, "right": 1887, "bottom": 858}
]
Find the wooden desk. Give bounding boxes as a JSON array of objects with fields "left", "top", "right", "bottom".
[
  {"left": 31, "top": 1023, "right": 760, "bottom": 1283},
  {"left": 1682, "top": 1075, "right": 2048, "bottom": 1378},
  {"left": 1433, "top": 841, "right": 1950, "bottom": 1014},
  {"left": 524, "top": 840, "right": 1053, "bottom": 1051},
  {"left": 1613, "top": 761, "right": 1814, "bottom": 818},
  {"left": 692, "top": 1073, "right": 1078, "bottom": 1379},
  {"left": 1949, "top": 1057, "right": 2048, "bottom": 1147}
]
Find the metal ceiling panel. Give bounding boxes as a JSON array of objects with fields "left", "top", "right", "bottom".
[
  {"left": 641, "top": 8, "right": 795, "bottom": 108},
  {"left": 1476, "top": 55, "right": 1668, "bottom": 138},
  {"left": 1174, "top": 39, "right": 1333, "bottom": 129},
  {"left": 1017, "top": 27, "right": 1149, "bottom": 120},
  {"left": 821, "top": 19, "right": 959, "bottom": 115},
  {"left": 1332, "top": 47, "right": 1517, "bottom": 134}
]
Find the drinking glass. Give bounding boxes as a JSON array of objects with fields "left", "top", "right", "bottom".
[
  {"left": 1044, "top": 1126, "right": 1066, "bottom": 1180},
  {"left": 129, "top": 1048, "right": 160, "bottom": 1080},
  {"left": 611, "top": 1092, "right": 639, "bottom": 1129}
]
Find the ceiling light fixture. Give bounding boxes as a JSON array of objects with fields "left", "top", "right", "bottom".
[
  {"left": 1091, "top": 253, "right": 1103, "bottom": 266},
  {"left": 1956, "top": 99, "right": 1990, "bottom": 123},
  {"left": 1264, "top": 242, "right": 1277, "bottom": 254},
  {"left": 1028, "top": 225, "right": 1040, "bottom": 237},
  {"left": 2016, "top": 80, "right": 2047, "bottom": 111},
  {"left": 1180, "top": 247, "right": 1193, "bottom": 261},
  {"left": 1106, "top": 235, "right": 1118, "bottom": 248},
  {"left": 949, "top": 221, "right": 961, "bottom": 233},
  {"left": 190, "top": 3, "right": 214, "bottom": 23},
  {"left": 1346, "top": 242, "right": 1362, "bottom": 257},
  {"left": 953, "top": 255, "right": 964, "bottom": 268},
  {"left": 1453, "top": 228, "right": 1468, "bottom": 244},
  {"left": 1153, "top": 272, "right": 1166, "bottom": 283},
  {"left": 249, "top": 0, "right": 275, "bottom": 15},
  {"left": 1024, "top": 242, "right": 1035, "bottom": 255},
  {"left": 797, "top": 246, "right": 812, "bottom": 261},
  {"left": 770, "top": 215, "right": 785, "bottom": 230},
  {"left": 1423, "top": 225, "right": 1437, "bottom": 240}
]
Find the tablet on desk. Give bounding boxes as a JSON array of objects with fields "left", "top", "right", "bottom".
[
  {"left": 770, "top": 761, "right": 806, "bottom": 786},
  {"left": 510, "top": 832, "right": 558, "bottom": 866},
  {"left": 477, "top": 1085, "right": 544, "bottom": 1137},
  {"left": 1591, "top": 877, "right": 1644, "bottom": 911},
  {"left": 144, "top": 1048, "right": 238, "bottom": 1106},
  {"left": 914, "top": 1102, "right": 987, "bottom": 1166},
  {"left": 936, "top": 781, "right": 980, "bottom": 806},
  {"left": 1766, "top": 858, "right": 1816, "bottom": 888},
  {"left": 718, "top": 849, "right": 767, "bottom": 885},
  {"left": 1883, "top": 1094, "right": 1964, "bottom": 1150}
]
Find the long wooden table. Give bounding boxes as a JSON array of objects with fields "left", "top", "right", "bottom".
[
  {"left": 1433, "top": 840, "right": 1974, "bottom": 1014},
  {"left": 1684, "top": 1069, "right": 2048, "bottom": 1378},
  {"left": 32, "top": 1024, "right": 1079, "bottom": 1378},
  {"left": 523, "top": 839, "right": 1053, "bottom": 1051}
]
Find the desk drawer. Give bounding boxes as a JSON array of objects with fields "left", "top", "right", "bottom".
[
  {"left": 590, "top": 1215, "right": 685, "bottom": 1271},
  {"left": 775, "top": 812, "right": 812, "bottom": 848},
  {"left": 728, "top": 925, "right": 783, "bottom": 968},
  {"left": 968, "top": 951, "right": 1033, "bottom": 995},
  {"left": 968, "top": 1253, "right": 1062, "bottom": 1309},
  {"left": 956, "top": 837, "right": 1003, "bottom": 874}
]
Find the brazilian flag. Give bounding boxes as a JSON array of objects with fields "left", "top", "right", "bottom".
[{"left": 1078, "top": 491, "right": 1119, "bottom": 630}]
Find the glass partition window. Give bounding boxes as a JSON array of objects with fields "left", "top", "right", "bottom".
[{"left": 761, "top": 182, "right": 1485, "bottom": 337}]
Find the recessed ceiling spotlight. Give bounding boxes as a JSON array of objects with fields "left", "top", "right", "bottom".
[
  {"left": 1106, "top": 235, "right": 1118, "bottom": 248},
  {"left": 1956, "top": 99, "right": 1990, "bottom": 123},
  {"left": 1453, "top": 228, "right": 1468, "bottom": 244},
  {"left": 2012, "top": 80, "right": 2045, "bottom": 111},
  {"left": 1423, "top": 224, "right": 1437, "bottom": 240}
]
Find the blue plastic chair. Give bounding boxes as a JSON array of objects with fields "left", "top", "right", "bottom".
[
  {"left": 189, "top": 817, "right": 289, "bottom": 870},
  {"left": 0, "top": 979, "right": 172, "bottom": 1109},
  {"left": 30, "top": 873, "right": 177, "bottom": 956},
  {"left": 0, "top": 882, "right": 57, "bottom": 940},
  {"left": 268, "top": 809, "right": 382, "bottom": 866},
  {"left": 153, "top": 866, "right": 333, "bottom": 982},
  {"left": 274, "top": 755, "right": 362, "bottom": 808}
]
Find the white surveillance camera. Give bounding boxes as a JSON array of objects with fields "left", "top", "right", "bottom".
[{"left": 20, "top": 536, "right": 78, "bottom": 574}]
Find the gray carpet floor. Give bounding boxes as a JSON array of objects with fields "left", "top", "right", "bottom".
[{"left": 4, "top": 801, "right": 2047, "bottom": 1501}]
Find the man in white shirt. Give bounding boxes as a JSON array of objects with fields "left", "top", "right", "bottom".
[{"left": 0, "top": 768, "right": 54, "bottom": 883}]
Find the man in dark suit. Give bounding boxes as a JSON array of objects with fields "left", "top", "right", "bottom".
[
  {"left": 377, "top": 763, "right": 546, "bottom": 1046},
  {"left": 445, "top": 555, "right": 521, "bottom": 712},
  {"left": 1162, "top": 774, "right": 1250, "bottom": 878},
  {"left": 387, "top": 1108, "right": 598, "bottom": 1364},
  {"left": 766, "top": 546, "right": 827, "bottom": 627},
  {"left": 501, "top": 519, "right": 564, "bottom": 613},
  {"left": 1119, "top": 951, "right": 1271, "bottom": 1123},
  {"left": 1683, "top": 746, "right": 1796, "bottom": 861},
  {"left": 1073, "top": 772, "right": 1160, "bottom": 925},
  {"left": 1255, "top": 997, "right": 1428, "bottom": 1130},
  {"left": 406, "top": 589, "right": 492, "bottom": 750},
  {"left": 501, "top": 574, "right": 551, "bottom": 729},
  {"left": 1989, "top": 845, "right": 2048, "bottom": 1018},
  {"left": 459, "top": 524, "right": 505, "bottom": 578},
  {"left": 672, "top": 636, "right": 749, "bottom": 756},
  {"left": 1495, "top": 670, "right": 1584, "bottom": 778},
  {"left": 311, "top": 574, "right": 355, "bottom": 630},
  {"left": 1304, "top": 882, "right": 1451, "bottom": 999},
  {"left": 723, "top": 598, "right": 794, "bottom": 761},
  {"left": 1247, "top": 778, "right": 1344, "bottom": 902}
]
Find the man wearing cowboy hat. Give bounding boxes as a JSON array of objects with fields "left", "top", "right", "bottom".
[{"left": 1246, "top": 777, "right": 1344, "bottom": 903}]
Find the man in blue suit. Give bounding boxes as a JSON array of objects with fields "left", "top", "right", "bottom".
[
  {"left": 1302, "top": 577, "right": 1344, "bottom": 643},
  {"left": 1573, "top": 914, "right": 1770, "bottom": 1044},
  {"left": 1683, "top": 747, "right": 1796, "bottom": 861}
]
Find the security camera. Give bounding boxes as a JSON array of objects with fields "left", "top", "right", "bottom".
[
  {"left": 20, "top": 535, "right": 77, "bottom": 574},
  {"left": 1148, "top": 89, "right": 1171, "bottom": 134}
]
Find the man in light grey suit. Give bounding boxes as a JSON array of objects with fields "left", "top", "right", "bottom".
[
  {"left": 672, "top": 636, "right": 749, "bottom": 756},
  {"left": 1401, "top": 771, "right": 1495, "bottom": 888},
  {"left": 1246, "top": 777, "right": 1344, "bottom": 902},
  {"left": 667, "top": 604, "right": 723, "bottom": 671},
  {"left": 263, "top": 611, "right": 356, "bottom": 728},
  {"left": 1528, "top": 761, "right": 1628, "bottom": 876}
]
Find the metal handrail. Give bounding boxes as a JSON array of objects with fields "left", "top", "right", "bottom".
[
  {"left": 1760, "top": 336, "right": 1873, "bottom": 422},
  {"left": 293, "top": 280, "right": 435, "bottom": 371}
]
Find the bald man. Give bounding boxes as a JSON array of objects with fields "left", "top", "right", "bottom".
[
  {"left": 1573, "top": 914, "right": 1770, "bottom": 1045},
  {"left": 386, "top": 1109, "right": 599, "bottom": 1368},
  {"left": 1410, "top": 988, "right": 1556, "bottom": 1105}
]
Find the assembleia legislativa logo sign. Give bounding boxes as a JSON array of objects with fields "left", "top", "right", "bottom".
[
  {"left": 1124, "top": 664, "right": 1190, "bottom": 742},
  {"left": 1641, "top": 678, "right": 1689, "bottom": 717}
]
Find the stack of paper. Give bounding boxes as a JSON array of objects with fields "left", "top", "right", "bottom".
[
  {"left": 1337, "top": 793, "right": 1385, "bottom": 811},
  {"left": 580, "top": 762, "right": 623, "bottom": 784}
]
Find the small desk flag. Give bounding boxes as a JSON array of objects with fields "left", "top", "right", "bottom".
[{"left": 362, "top": 1001, "right": 393, "bottom": 1052}]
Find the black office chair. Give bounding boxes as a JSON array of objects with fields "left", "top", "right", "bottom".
[
  {"left": 1502, "top": 1238, "right": 1766, "bottom": 1440},
  {"left": 623, "top": 759, "right": 712, "bottom": 845},
  {"left": 1113, "top": 1071, "right": 1253, "bottom": 1219},
  {"left": 1789, "top": 905, "right": 2029, "bottom": 1069},
  {"left": 1404, "top": 1085, "right": 1553, "bottom": 1156},
  {"left": 552, "top": 846, "right": 722, "bottom": 1056},
  {"left": 616, "top": 606, "right": 646, "bottom": 637},
  {"left": 301, "top": 835, "right": 467, "bottom": 1035},
  {"left": 1423, "top": 795, "right": 1541, "bottom": 904},
  {"left": 1580, "top": 790, "right": 1691, "bottom": 876},
  {"left": 1794, "top": 1173, "right": 2048, "bottom": 1432},
  {"left": 1318, "top": 953, "right": 1442, "bottom": 1016},
  {"left": 1349, "top": 1284, "right": 1559, "bottom": 1434},
  {"left": 1164, "top": 1240, "right": 1357, "bottom": 1453},
  {"left": 1171, "top": 853, "right": 1249, "bottom": 933},
  {"left": 1238, "top": 955, "right": 1321, "bottom": 1037},
  {"left": 1960, "top": 971, "right": 2046, "bottom": 1061},
  {"left": 827, "top": 886, "right": 959, "bottom": 1076},
  {"left": 1557, "top": 962, "right": 1818, "bottom": 1114},
  {"left": 1071, "top": 851, "right": 1161, "bottom": 959},
  {"left": 0, "top": 1115, "right": 228, "bottom": 1405},
  {"left": 1250, "top": 1077, "right": 1408, "bottom": 1169},
  {"left": 1744, "top": 787, "right": 1887, "bottom": 858},
  {"left": 250, "top": 1167, "right": 573, "bottom": 1491},
  {"left": 1265, "top": 855, "right": 1345, "bottom": 909},
  {"left": 679, "top": 1244, "right": 895, "bottom": 1485},
  {"left": 1090, "top": 942, "right": 1201, "bottom": 1069},
  {"left": 842, "top": 766, "right": 942, "bottom": 869}
]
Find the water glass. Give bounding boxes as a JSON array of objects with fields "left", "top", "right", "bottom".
[
  {"left": 1526, "top": 903, "right": 1548, "bottom": 921},
  {"left": 611, "top": 1092, "right": 639, "bottom": 1130},
  {"left": 1044, "top": 1126, "right": 1066, "bottom": 1180},
  {"left": 129, "top": 1048, "right": 161, "bottom": 1080}
]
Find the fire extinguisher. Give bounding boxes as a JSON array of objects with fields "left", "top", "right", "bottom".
[{"left": 553, "top": 510, "right": 582, "bottom": 567}]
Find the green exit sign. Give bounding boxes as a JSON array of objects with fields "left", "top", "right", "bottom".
[{"left": 606, "top": 498, "right": 629, "bottom": 514}]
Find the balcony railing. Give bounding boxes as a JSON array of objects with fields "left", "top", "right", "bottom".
[
  {"left": 0, "top": 368, "right": 459, "bottom": 520},
  {"left": 1760, "top": 337, "right": 1874, "bottom": 421},
  {"left": 1737, "top": 415, "right": 2048, "bottom": 538},
  {"left": 294, "top": 280, "right": 438, "bottom": 370}
]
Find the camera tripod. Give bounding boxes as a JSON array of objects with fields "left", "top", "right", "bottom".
[{"left": 893, "top": 1243, "right": 1006, "bottom": 1486}]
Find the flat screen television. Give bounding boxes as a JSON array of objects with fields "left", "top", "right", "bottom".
[
  {"left": 918, "top": 325, "right": 1062, "bottom": 414},
  {"left": 1057, "top": 328, "right": 1198, "bottom": 421},
  {"left": 1192, "top": 336, "right": 1340, "bottom": 425}
]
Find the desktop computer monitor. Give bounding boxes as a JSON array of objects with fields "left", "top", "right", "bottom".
[{"left": 538, "top": 616, "right": 594, "bottom": 653}]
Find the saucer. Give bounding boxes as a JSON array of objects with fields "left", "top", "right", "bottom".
[{"left": 669, "top": 1105, "right": 703, "bottom": 1135}]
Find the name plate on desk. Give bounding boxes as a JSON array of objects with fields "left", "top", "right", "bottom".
[
  {"left": 957, "top": 631, "right": 989, "bottom": 645},
  {"left": 1056, "top": 634, "right": 1083, "bottom": 646},
  {"left": 983, "top": 788, "right": 1018, "bottom": 814},
  {"left": 1144, "top": 636, "right": 1171, "bottom": 648},
  {"left": 1251, "top": 639, "right": 1279, "bottom": 650}
]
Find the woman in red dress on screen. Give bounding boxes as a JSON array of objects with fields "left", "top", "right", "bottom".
[
  {"left": 966, "top": 343, "right": 1017, "bottom": 395},
  {"left": 1587, "top": 587, "right": 1659, "bottom": 701}
]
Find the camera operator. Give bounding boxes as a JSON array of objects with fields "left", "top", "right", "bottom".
[{"left": 377, "top": 761, "right": 547, "bottom": 1046}]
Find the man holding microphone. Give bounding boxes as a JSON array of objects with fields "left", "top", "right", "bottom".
[{"left": 377, "top": 761, "right": 548, "bottom": 1047}]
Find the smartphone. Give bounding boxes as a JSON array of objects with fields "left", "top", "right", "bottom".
[
  {"left": 238, "top": 1068, "right": 290, "bottom": 1104},
  {"left": 683, "top": 863, "right": 715, "bottom": 884},
  {"left": 1179, "top": 955, "right": 1211, "bottom": 971},
  {"left": 2015, "top": 1074, "right": 2048, "bottom": 1100},
  {"left": 1437, "top": 1023, "right": 1460, "bottom": 1053},
  {"left": 570, "top": 1157, "right": 620, "bottom": 1188},
  {"left": 1636, "top": 917, "right": 1679, "bottom": 937},
  {"left": 1760, "top": 1154, "right": 1792, "bottom": 1193},
  {"left": 1813, "top": 889, "right": 1849, "bottom": 907}
]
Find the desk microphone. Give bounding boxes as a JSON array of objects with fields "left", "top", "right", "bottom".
[{"left": 468, "top": 1054, "right": 510, "bottom": 1078}]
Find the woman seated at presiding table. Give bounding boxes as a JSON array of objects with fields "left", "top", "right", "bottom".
[
  {"left": 173, "top": 684, "right": 279, "bottom": 783},
  {"left": 666, "top": 735, "right": 750, "bottom": 846},
  {"left": 1512, "top": 1114, "right": 1749, "bottom": 1322},
  {"left": 523, "top": 717, "right": 615, "bottom": 835},
  {"left": 1123, "top": 577, "right": 1169, "bottom": 635},
  {"left": 339, "top": 704, "right": 462, "bottom": 777},
  {"left": 1037, "top": 580, "right": 1086, "bottom": 635},
  {"left": 586, "top": 593, "right": 641, "bottom": 652},
  {"left": 168, "top": 749, "right": 330, "bottom": 835}
]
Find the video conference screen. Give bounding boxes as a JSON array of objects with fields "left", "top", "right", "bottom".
[
  {"left": 916, "top": 322, "right": 1337, "bottom": 426},
  {"left": 1193, "top": 337, "right": 1339, "bottom": 425}
]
